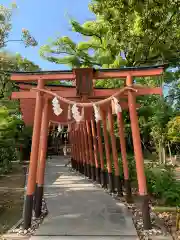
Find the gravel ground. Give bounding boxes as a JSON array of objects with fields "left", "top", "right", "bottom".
[{"left": 9, "top": 198, "right": 48, "bottom": 238}]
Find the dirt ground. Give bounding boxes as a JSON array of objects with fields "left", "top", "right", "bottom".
[{"left": 0, "top": 164, "right": 26, "bottom": 235}]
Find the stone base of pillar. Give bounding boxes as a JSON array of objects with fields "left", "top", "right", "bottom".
[
  {"left": 141, "top": 195, "right": 152, "bottom": 230},
  {"left": 114, "top": 175, "right": 123, "bottom": 196},
  {"left": 108, "top": 172, "right": 115, "bottom": 193},
  {"left": 24, "top": 194, "right": 33, "bottom": 230},
  {"left": 101, "top": 169, "right": 107, "bottom": 188},
  {"left": 91, "top": 165, "right": 96, "bottom": 181},
  {"left": 124, "top": 179, "right": 133, "bottom": 203},
  {"left": 35, "top": 185, "right": 43, "bottom": 218}
]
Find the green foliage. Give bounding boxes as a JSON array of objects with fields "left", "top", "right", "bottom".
[
  {"left": 0, "top": 4, "right": 12, "bottom": 49},
  {"left": 0, "top": 52, "right": 40, "bottom": 101},
  {"left": 118, "top": 154, "right": 137, "bottom": 182},
  {"left": 0, "top": 4, "right": 37, "bottom": 49},
  {"left": 0, "top": 43, "right": 39, "bottom": 174},
  {"left": 0, "top": 107, "right": 21, "bottom": 173},
  {"left": 145, "top": 164, "right": 180, "bottom": 206},
  {"left": 167, "top": 116, "right": 180, "bottom": 144},
  {"left": 40, "top": 0, "right": 180, "bottom": 69},
  {"left": 89, "top": 0, "right": 180, "bottom": 67},
  {"left": 118, "top": 155, "right": 180, "bottom": 206}
]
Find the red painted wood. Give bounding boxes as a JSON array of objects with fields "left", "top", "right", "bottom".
[
  {"left": 11, "top": 67, "right": 163, "bottom": 81},
  {"left": 127, "top": 75, "right": 147, "bottom": 195},
  {"left": 117, "top": 112, "right": 129, "bottom": 180},
  {"left": 26, "top": 79, "right": 44, "bottom": 195},
  {"left": 86, "top": 121, "right": 94, "bottom": 167},
  {"left": 37, "top": 99, "right": 49, "bottom": 185},
  {"left": 96, "top": 121, "right": 104, "bottom": 170},
  {"left": 91, "top": 120, "right": 99, "bottom": 168},
  {"left": 107, "top": 107, "right": 120, "bottom": 176},
  {"left": 100, "top": 109, "right": 112, "bottom": 173}
]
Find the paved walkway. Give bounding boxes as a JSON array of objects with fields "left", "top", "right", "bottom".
[{"left": 31, "top": 156, "right": 138, "bottom": 239}]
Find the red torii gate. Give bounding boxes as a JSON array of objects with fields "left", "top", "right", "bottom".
[{"left": 10, "top": 66, "right": 164, "bottom": 231}]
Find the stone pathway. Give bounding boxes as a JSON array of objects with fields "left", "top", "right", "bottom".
[{"left": 31, "top": 156, "right": 138, "bottom": 239}]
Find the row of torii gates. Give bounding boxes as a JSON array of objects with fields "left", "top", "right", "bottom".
[{"left": 10, "top": 66, "right": 164, "bottom": 231}]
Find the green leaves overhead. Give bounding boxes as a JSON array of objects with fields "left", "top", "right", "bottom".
[
  {"left": 40, "top": 35, "right": 103, "bottom": 67},
  {"left": 40, "top": 0, "right": 180, "bottom": 70},
  {"left": 89, "top": 0, "right": 180, "bottom": 66}
]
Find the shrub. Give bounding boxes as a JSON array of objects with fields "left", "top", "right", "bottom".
[
  {"left": 117, "top": 155, "right": 180, "bottom": 206},
  {"left": 145, "top": 164, "right": 180, "bottom": 206}
]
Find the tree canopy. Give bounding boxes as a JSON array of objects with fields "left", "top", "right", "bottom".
[
  {"left": 0, "top": 4, "right": 37, "bottom": 49},
  {"left": 40, "top": 0, "right": 180, "bottom": 68}
]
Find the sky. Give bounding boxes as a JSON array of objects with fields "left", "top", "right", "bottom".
[{"left": 1, "top": 0, "right": 94, "bottom": 70}]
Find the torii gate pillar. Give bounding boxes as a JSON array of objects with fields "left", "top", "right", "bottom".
[
  {"left": 24, "top": 79, "right": 45, "bottom": 230},
  {"left": 127, "top": 75, "right": 151, "bottom": 229}
]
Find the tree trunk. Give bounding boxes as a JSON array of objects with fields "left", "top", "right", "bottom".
[
  {"left": 159, "top": 142, "right": 162, "bottom": 164},
  {"left": 162, "top": 146, "right": 166, "bottom": 165}
]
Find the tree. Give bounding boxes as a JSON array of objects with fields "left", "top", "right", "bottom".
[
  {"left": 40, "top": 0, "right": 180, "bottom": 69},
  {"left": 0, "top": 4, "right": 37, "bottom": 49},
  {"left": 0, "top": 52, "right": 40, "bottom": 102},
  {"left": 167, "top": 116, "right": 180, "bottom": 149},
  {"left": 89, "top": 0, "right": 180, "bottom": 67},
  {"left": 0, "top": 52, "right": 40, "bottom": 170}
]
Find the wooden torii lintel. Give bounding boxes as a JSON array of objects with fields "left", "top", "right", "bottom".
[{"left": 10, "top": 65, "right": 164, "bottom": 81}]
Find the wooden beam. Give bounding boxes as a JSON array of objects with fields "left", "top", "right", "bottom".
[
  {"left": 94, "top": 87, "right": 162, "bottom": 97},
  {"left": 11, "top": 72, "right": 75, "bottom": 81},
  {"left": 11, "top": 91, "right": 37, "bottom": 99},
  {"left": 94, "top": 68, "right": 164, "bottom": 79},
  {"left": 11, "top": 86, "right": 162, "bottom": 100},
  {"left": 18, "top": 84, "right": 162, "bottom": 96},
  {"left": 11, "top": 67, "right": 164, "bottom": 82}
]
